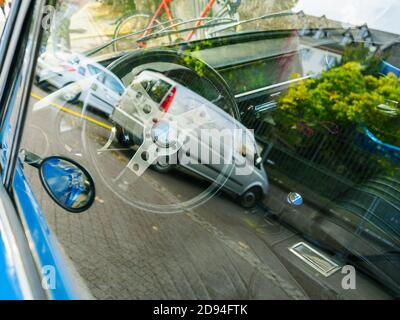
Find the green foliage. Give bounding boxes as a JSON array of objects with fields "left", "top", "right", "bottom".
[
  {"left": 181, "top": 41, "right": 214, "bottom": 77},
  {"left": 276, "top": 62, "right": 400, "bottom": 146}
]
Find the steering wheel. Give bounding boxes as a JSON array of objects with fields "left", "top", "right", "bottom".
[{"left": 82, "top": 49, "right": 241, "bottom": 214}]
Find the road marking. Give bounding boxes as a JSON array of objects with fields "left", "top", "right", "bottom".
[{"left": 30, "top": 92, "right": 113, "bottom": 130}]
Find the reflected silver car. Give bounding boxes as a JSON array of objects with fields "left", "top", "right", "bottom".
[
  {"left": 36, "top": 52, "right": 124, "bottom": 115},
  {"left": 111, "top": 70, "right": 268, "bottom": 208}
]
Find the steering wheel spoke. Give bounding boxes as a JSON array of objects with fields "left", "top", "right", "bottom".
[{"left": 126, "top": 139, "right": 159, "bottom": 176}]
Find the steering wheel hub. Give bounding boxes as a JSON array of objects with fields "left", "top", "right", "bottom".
[{"left": 151, "top": 120, "right": 178, "bottom": 148}]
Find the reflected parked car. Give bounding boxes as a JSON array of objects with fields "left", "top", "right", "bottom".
[{"left": 36, "top": 52, "right": 124, "bottom": 115}]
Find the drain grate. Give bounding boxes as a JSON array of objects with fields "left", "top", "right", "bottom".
[{"left": 289, "top": 242, "right": 341, "bottom": 277}]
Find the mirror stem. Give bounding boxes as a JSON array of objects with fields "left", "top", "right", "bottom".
[{"left": 20, "top": 149, "right": 43, "bottom": 169}]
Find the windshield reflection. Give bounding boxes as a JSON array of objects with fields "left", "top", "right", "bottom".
[{"left": 21, "top": 0, "right": 400, "bottom": 299}]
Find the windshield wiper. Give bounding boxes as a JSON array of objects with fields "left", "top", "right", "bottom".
[
  {"left": 137, "top": 10, "right": 302, "bottom": 44},
  {"left": 86, "top": 10, "right": 306, "bottom": 56},
  {"left": 85, "top": 16, "right": 238, "bottom": 56},
  {"left": 88, "top": 9, "right": 364, "bottom": 58},
  {"left": 84, "top": 18, "right": 176, "bottom": 56},
  {"left": 207, "top": 10, "right": 302, "bottom": 36}
]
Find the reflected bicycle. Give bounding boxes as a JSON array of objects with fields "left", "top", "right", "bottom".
[{"left": 112, "top": 0, "right": 241, "bottom": 52}]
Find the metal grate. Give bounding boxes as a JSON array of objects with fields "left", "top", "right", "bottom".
[{"left": 289, "top": 242, "right": 341, "bottom": 277}]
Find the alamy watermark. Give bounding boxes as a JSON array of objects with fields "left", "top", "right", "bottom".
[
  {"left": 42, "top": 5, "right": 56, "bottom": 31},
  {"left": 41, "top": 265, "right": 56, "bottom": 290},
  {"left": 341, "top": 265, "right": 356, "bottom": 290}
]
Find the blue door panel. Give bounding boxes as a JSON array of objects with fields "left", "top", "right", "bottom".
[
  {"left": 12, "top": 163, "right": 82, "bottom": 299},
  {"left": 0, "top": 227, "right": 25, "bottom": 300}
]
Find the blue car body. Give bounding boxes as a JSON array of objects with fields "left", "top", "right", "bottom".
[
  {"left": 13, "top": 164, "right": 85, "bottom": 299},
  {"left": 0, "top": 88, "right": 81, "bottom": 300},
  {"left": 0, "top": 145, "right": 82, "bottom": 299},
  {"left": 381, "top": 60, "right": 400, "bottom": 77}
]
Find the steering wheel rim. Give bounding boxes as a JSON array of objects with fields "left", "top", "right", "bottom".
[{"left": 108, "top": 49, "right": 240, "bottom": 120}]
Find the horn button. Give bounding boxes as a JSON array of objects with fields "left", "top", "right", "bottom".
[
  {"left": 151, "top": 120, "right": 178, "bottom": 149},
  {"left": 111, "top": 106, "right": 211, "bottom": 177}
]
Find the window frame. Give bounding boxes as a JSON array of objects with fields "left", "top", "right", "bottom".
[{"left": 0, "top": 0, "right": 87, "bottom": 300}]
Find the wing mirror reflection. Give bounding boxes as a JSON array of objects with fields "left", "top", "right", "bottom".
[{"left": 21, "top": 150, "right": 95, "bottom": 213}]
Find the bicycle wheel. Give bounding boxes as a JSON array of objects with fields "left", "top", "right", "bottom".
[{"left": 113, "top": 13, "right": 168, "bottom": 52}]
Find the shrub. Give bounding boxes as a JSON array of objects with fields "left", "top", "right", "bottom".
[{"left": 275, "top": 62, "right": 400, "bottom": 146}]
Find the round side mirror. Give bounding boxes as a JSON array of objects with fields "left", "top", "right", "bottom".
[
  {"left": 39, "top": 156, "right": 95, "bottom": 213},
  {"left": 287, "top": 192, "right": 303, "bottom": 206}
]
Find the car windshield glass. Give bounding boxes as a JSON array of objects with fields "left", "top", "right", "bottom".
[
  {"left": 79, "top": 0, "right": 400, "bottom": 57},
  {"left": 16, "top": 0, "right": 400, "bottom": 299}
]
